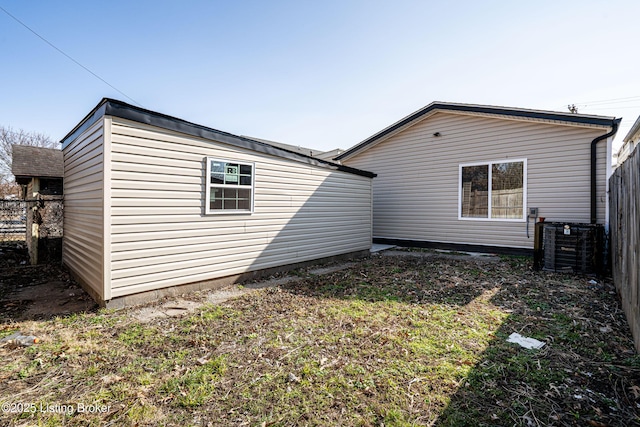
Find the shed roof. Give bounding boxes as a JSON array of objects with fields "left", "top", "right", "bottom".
[
  {"left": 336, "top": 101, "right": 620, "bottom": 161},
  {"left": 11, "top": 145, "right": 63, "bottom": 179},
  {"left": 62, "top": 98, "right": 375, "bottom": 178}
]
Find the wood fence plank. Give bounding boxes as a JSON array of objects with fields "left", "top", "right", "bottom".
[{"left": 610, "top": 146, "right": 640, "bottom": 352}]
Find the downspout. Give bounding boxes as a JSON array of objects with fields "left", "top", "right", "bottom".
[{"left": 591, "top": 119, "right": 619, "bottom": 224}]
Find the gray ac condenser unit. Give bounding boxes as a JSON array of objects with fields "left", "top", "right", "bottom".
[{"left": 541, "top": 223, "right": 603, "bottom": 274}]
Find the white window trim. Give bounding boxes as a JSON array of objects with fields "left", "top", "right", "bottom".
[
  {"left": 205, "top": 157, "right": 255, "bottom": 215},
  {"left": 458, "top": 158, "right": 527, "bottom": 222}
]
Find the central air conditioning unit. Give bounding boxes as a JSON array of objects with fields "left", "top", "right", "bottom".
[{"left": 539, "top": 223, "right": 604, "bottom": 275}]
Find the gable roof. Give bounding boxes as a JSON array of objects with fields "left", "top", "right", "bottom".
[
  {"left": 336, "top": 102, "right": 620, "bottom": 161},
  {"left": 11, "top": 145, "right": 63, "bottom": 179},
  {"left": 62, "top": 98, "right": 375, "bottom": 178},
  {"left": 623, "top": 115, "right": 640, "bottom": 143}
]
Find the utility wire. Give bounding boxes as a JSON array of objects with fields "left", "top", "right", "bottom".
[
  {"left": 0, "top": 5, "right": 143, "bottom": 107},
  {"left": 580, "top": 100, "right": 640, "bottom": 108},
  {"left": 573, "top": 95, "right": 640, "bottom": 105},
  {"left": 570, "top": 96, "right": 640, "bottom": 111},
  {"left": 583, "top": 106, "right": 640, "bottom": 110}
]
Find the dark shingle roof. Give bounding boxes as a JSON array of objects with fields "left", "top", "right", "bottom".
[
  {"left": 240, "top": 135, "right": 319, "bottom": 158},
  {"left": 11, "top": 145, "right": 63, "bottom": 179},
  {"left": 61, "top": 98, "right": 375, "bottom": 179}
]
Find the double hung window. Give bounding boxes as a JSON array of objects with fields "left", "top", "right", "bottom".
[{"left": 205, "top": 158, "right": 254, "bottom": 214}]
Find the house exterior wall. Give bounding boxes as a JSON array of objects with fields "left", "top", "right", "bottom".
[
  {"left": 26, "top": 179, "right": 35, "bottom": 200},
  {"left": 62, "top": 119, "right": 106, "bottom": 299},
  {"left": 105, "top": 118, "right": 372, "bottom": 298},
  {"left": 343, "top": 111, "right": 609, "bottom": 250},
  {"left": 618, "top": 115, "right": 640, "bottom": 167},
  {"left": 616, "top": 140, "right": 638, "bottom": 166}
]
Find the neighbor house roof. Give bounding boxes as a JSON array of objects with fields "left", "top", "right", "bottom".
[
  {"left": 11, "top": 145, "right": 63, "bottom": 179},
  {"left": 61, "top": 98, "right": 375, "bottom": 178},
  {"left": 240, "top": 135, "right": 320, "bottom": 158},
  {"left": 336, "top": 101, "right": 621, "bottom": 161},
  {"left": 313, "top": 148, "right": 345, "bottom": 161},
  {"left": 623, "top": 115, "right": 640, "bottom": 143}
]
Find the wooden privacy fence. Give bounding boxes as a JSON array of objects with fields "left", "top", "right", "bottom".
[
  {"left": 461, "top": 186, "right": 523, "bottom": 218},
  {"left": 609, "top": 146, "right": 640, "bottom": 352}
]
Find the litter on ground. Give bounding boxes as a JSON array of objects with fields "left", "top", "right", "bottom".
[{"left": 506, "top": 332, "right": 545, "bottom": 349}]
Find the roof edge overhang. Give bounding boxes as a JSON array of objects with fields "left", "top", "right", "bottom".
[
  {"left": 623, "top": 115, "right": 640, "bottom": 143},
  {"left": 13, "top": 174, "right": 63, "bottom": 180},
  {"left": 336, "top": 101, "right": 620, "bottom": 161},
  {"left": 61, "top": 98, "right": 376, "bottom": 179}
]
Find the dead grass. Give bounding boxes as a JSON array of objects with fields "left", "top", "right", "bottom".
[{"left": 1, "top": 254, "right": 639, "bottom": 426}]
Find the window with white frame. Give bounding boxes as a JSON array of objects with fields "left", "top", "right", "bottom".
[
  {"left": 459, "top": 159, "right": 526, "bottom": 220},
  {"left": 205, "top": 158, "right": 254, "bottom": 214}
]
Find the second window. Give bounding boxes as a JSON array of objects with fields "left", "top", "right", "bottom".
[{"left": 460, "top": 159, "right": 525, "bottom": 220}]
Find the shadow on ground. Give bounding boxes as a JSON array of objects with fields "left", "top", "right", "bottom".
[
  {"left": 283, "top": 251, "right": 496, "bottom": 306},
  {"left": 0, "top": 244, "right": 97, "bottom": 322},
  {"left": 283, "top": 253, "right": 640, "bottom": 426},
  {"left": 432, "top": 265, "right": 640, "bottom": 427},
  {"left": 0, "top": 249, "right": 638, "bottom": 426}
]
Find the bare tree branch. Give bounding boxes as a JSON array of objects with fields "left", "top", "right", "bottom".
[{"left": 0, "top": 126, "right": 59, "bottom": 183}]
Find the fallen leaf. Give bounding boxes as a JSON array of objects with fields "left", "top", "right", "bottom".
[
  {"left": 287, "top": 372, "right": 300, "bottom": 383},
  {"left": 101, "top": 374, "right": 123, "bottom": 385}
]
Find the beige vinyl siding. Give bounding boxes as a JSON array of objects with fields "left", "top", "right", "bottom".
[
  {"left": 62, "top": 119, "right": 105, "bottom": 298},
  {"left": 344, "top": 111, "right": 608, "bottom": 249},
  {"left": 108, "top": 118, "right": 372, "bottom": 297}
]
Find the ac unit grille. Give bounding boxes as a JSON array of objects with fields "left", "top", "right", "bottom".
[{"left": 542, "top": 223, "right": 603, "bottom": 274}]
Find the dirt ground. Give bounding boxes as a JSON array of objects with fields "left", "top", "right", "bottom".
[
  {"left": 0, "top": 244, "right": 96, "bottom": 322},
  {"left": 0, "top": 243, "right": 361, "bottom": 324},
  {"left": 1, "top": 245, "right": 639, "bottom": 426}
]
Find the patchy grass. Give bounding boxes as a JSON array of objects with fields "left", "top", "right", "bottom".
[{"left": 1, "top": 255, "right": 639, "bottom": 426}]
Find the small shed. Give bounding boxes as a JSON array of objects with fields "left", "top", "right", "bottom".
[
  {"left": 12, "top": 145, "right": 63, "bottom": 199},
  {"left": 11, "top": 145, "right": 64, "bottom": 264},
  {"left": 337, "top": 102, "right": 620, "bottom": 253},
  {"left": 61, "top": 98, "right": 375, "bottom": 307}
]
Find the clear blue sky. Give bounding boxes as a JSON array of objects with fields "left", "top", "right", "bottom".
[{"left": 1, "top": 0, "right": 639, "bottom": 154}]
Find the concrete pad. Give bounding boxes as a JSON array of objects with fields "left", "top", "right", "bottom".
[
  {"left": 370, "top": 244, "right": 396, "bottom": 253},
  {"left": 206, "top": 288, "right": 249, "bottom": 304},
  {"left": 131, "top": 260, "right": 361, "bottom": 323},
  {"left": 244, "top": 276, "right": 300, "bottom": 289},
  {"left": 382, "top": 249, "right": 500, "bottom": 262},
  {"left": 309, "top": 263, "right": 355, "bottom": 275},
  {"left": 161, "top": 299, "right": 201, "bottom": 316},
  {"left": 133, "top": 299, "right": 202, "bottom": 322}
]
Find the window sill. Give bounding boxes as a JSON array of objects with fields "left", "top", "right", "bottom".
[
  {"left": 458, "top": 217, "right": 526, "bottom": 223},
  {"left": 205, "top": 211, "right": 254, "bottom": 215}
]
